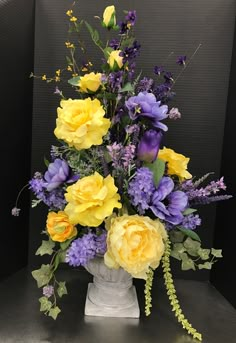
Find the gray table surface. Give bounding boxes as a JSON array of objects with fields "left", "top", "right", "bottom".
[{"left": 0, "top": 268, "right": 235, "bottom": 343}]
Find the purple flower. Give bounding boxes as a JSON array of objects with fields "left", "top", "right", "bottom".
[
  {"left": 109, "top": 38, "right": 119, "bottom": 50},
  {"left": 125, "top": 91, "right": 169, "bottom": 131},
  {"left": 107, "top": 143, "right": 135, "bottom": 170},
  {"left": 150, "top": 177, "right": 188, "bottom": 225},
  {"left": 108, "top": 71, "right": 124, "bottom": 91},
  {"left": 11, "top": 207, "right": 21, "bottom": 216},
  {"left": 137, "top": 77, "right": 154, "bottom": 92},
  {"left": 168, "top": 107, "right": 181, "bottom": 120},
  {"left": 164, "top": 72, "right": 174, "bottom": 82},
  {"left": 44, "top": 159, "right": 79, "bottom": 191},
  {"left": 154, "top": 66, "right": 165, "bottom": 75},
  {"left": 137, "top": 129, "right": 163, "bottom": 163},
  {"left": 181, "top": 214, "right": 201, "bottom": 230},
  {"left": 153, "top": 83, "right": 175, "bottom": 103},
  {"left": 128, "top": 167, "right": 155, "bottom": 214},
  {"left": 176, "top": 55, "right": 187, "bottom": 66},
  {"left": 119, "top": 41, "right": 141, "bottom": 63},
  {"left": 66, "top": 230, "right": 107, "bottom": 267},
  {"left": 125, "top": 10, "right": 137, "bottom": 26},
  {"left": 119, "top": 21, "right": 129, "bottom": 34},
  {"left": 128, "top": 62, "right": 136, "bottom": 81},
  {"left": 43, "top": 285, "right": 54, "bottom": 298}
]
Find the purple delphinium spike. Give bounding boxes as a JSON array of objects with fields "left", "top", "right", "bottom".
[
  {"left": 176, "top": 55, "right": 187, "bottom": 66},
  {"left": 120, "top": 41, "right": 141, "bottom": 64},
  {"left": 181, "top": 214, "right": 201, "bottom": 230},
  {"left": 136, "top": 77, "right": 154, "bottom": 93},
  {"left": 125, "top": 10, "right": 137, "bottom": 26},
  {"left": 109, "top": 38, "right": 119, "bottom": 50},
  {"left": 154, "top": 66, "right": 165, "bottom": 76}
]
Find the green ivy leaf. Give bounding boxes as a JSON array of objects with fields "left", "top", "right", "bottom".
[
  {"left": 169, "top": 230, "right": 184, "bottom": 243},
  {"left": 198, "top": 248, "right": 211, "bottom": 260},
  {"left": 173, "top": 243, "right": 186, "bottom": 254},
  {"left": 32, "top": 264, "right": 52, "bottom": 288},
  {"left": 68, "top": 76, "right": 80, "bottom": 86},
  {"left": 57, "top": 281, "right": 68, "bottom": 298},
  {"left": 211, "top": 248, "right": 223, "bottom": 258},
  {"left": 39, "top": 296, "right": 52, "bottom": 312},
  {"left": 170, "top": 250, "right": 181, "bottom": 261},
  {"left": 182, "top": 208, "right": 197, "bottom": 215},
  {"left": 183, "top": 237, "right": 201, "bottom": 257},
  {"left": 144, "top": 158, "right": 165, "bottom": 187},
  {"left": 181, "top": 258, "right": 196, "bottom": 271},
  {"left": 198, "top": 262, "right": 213, "bottom": 270},
  {"left": 36, "top": 240, "right": 55, "bottom": 256},
  {"left": 178, "top": 227, "right": 201, "bottom": 242},
  {"left": 48, "top": 306, "right": 61, "bottom": 320}
]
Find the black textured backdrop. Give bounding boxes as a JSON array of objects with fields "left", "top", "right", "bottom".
[
  {"left": 29, "top": 0, "right": 235, "bottom": 282},
  {"left": 0, "top": 0, "right": 35, "bottom": 280}
]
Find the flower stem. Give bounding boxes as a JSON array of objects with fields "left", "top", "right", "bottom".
[{"left": 162, "top": 237, "right": 202, "bottom": 341}]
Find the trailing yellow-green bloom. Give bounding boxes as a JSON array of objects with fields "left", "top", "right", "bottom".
[
  {"left": 65, "top": 172, "right": 122, "bottom": 227},
  {"left": 54, "top": 98, "right": 110, "bottom": 151},
  {"left": 104, "top": 215, "right": 167, "bottom": 279},
  {"left": 78, "top": 72, "right": 102, "bottom": 93},
  {"left": 158, "top": 147, "right": 192, "bottom": 180},
  {"left": 102, "top": 5, "right": 116, "bottom": 29}
]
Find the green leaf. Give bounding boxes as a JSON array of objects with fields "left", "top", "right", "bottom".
[
  {"left": 198, "top": 262, "right": 213, "bottom": 270},
  {"left": 178, "top": 227, "right": 201, "bottom": 242},
  {"left": 48, "top": 306, "right": 61, "bottom": 320},
  {"left": 66, "top": 56, "right": 73, "bottom": 65},
  {"left": 39, "top": 296, "right": 52, "bottom": 312},
  {"left": 84, "top": 21, "right": 103, "bottom": 48},
  {"left": 60, "top": 238, "right": 73, "bottom": 251},
  {"left": 36, "top": 239, "right": 55, "bottom": 256},
  {"left": 44, "top": 157, "right": 50, "bottom": 167},
  {"left": 170, "top": 250, "right": 181, "bottom": 261},
  {"left": 181, "top": 257, "right": 196, "bottom": 271},
  {"left": 173, "top": 243, "right": 186, "bottom": 254},
  {"left": 182, "top": 208, "right": 197, "bottom": 215},
  {"left": 103, "top": 47, "right": 113, "bottom": 59},
  {"left": 169, "top": 230, "right": 184, "bottom": 243},
  {"left": 183, "top": 237, "right": 201, "bottom": 257},
  {"left": 32, "top": 264, "right": 52, "bottom": 288},
  {"left": 179, "top": 252, "right": 189, "bottom": 262},
  {"left": 211, "top": 248, "right": 223, "bottom": 258},
  {"left": 68, "top": 76, "right": 80, "bottom": 86},
  {"left": 119, "top": 82, "right": 134, "bottom": 93},
  {"left": 144, "top": 158, "right": 165, "bottom": 187},
  {"left": 57, "top": 281, "right": 68, "bottom": 298},
  {"left": 198, "top": 248, "right": 210, "bottom": 260}
]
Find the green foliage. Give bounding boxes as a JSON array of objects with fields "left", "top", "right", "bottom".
[
  {"left": 36, "top": 239, "right": 55, "bottom": 256},
  {"left": 48, "top": 306, "right": 61, "bottom": 320},
  {"left": 57, "top": 282, "right": 68, "bottom": 298},
  {"left": 198, "top": 262, "right": 213, "bottom": 270},
  {"left": 144, "top": 158, "right": 165, "bottom": 187},
  {"left": 39, "top": 296, "right": 52, "bottom": 312},
  {"left": 119, "top": 82, "right": 134, "bottom": 93},
  {"left": 44, "top": 157, "right": 50, "bottom": 167},
  {"left": 178, "top": 226, "right": 201, "bottom": 242},
  {"left": 211, "top": 248, "right": 223, "bottom": 258},
  {"left": 32, "top": 264, "right": 52, "bottom": 288},
  {"left": 60, "top": 238, "right": 73, "bottom": 251},
  {"left": 182, "top": 208, "right": 197, "bottom": 216},
  {"left": 84, "top": 21, "right": 103, "bottom": 49},
  {"left": 68, "top": 76, "right": 80, "bottom": 86}
]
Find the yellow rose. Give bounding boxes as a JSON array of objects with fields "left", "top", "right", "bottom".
[
  {"left": 104, "top": 215, "right": 167, "bottom": 279},
  {"left": 65, "top": 172, "right": 122, "bottom": 227},
  {"left": 78, "top": 72, "right": 102, "bottom": 93},
  {"left": 54, "top": 98, "right": 110, "bottom": 151},
  {"left": 103, "top": 5, "right": 116, "bottom": 29},
  {"left": 158, "top": 147, "right": 192, "bottom": 180},
  {"left": 46, "top": 211, "right": 77, "bottom": 242},
  {"left": 107, "top": 50, "right": 123, "bottom": 70}
]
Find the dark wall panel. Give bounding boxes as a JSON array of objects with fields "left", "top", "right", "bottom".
[
  {"left": 211, "top": 20, "right": 236, "bottom": 307},
  {"left": 0, "top": 0, "right": 35, "bottom": 280},
  {"left": 29, "top": 0, "right": 235, "bottom": 281}
]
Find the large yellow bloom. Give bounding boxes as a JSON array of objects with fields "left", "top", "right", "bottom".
[
  {"left": 46, "top": 211, "right": 77, "bottom": 242},
  {"left": 104, "top": 215, "right": 167, "bottom": 279},
  {"left": 158, "top": 147, "right": 192, "bottom": 180},
  {"left": 103, "top": 5, "right": 116, "bottom": 28},
  {"left": 64, "top": 172, "right": 122, "bottom": 227},
  {"left": 54, "top": 98, "right": 110, "bottom": 151},
  {"left": 78, "top": 72, "right": 102, "bottom": 93},
  {"left": 107, "top": 50, "right": 123, "bottom": 70}
]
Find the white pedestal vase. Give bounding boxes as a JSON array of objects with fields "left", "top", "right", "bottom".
[{"left": 84, "top": 257, "right": 140, "bottom": 318}]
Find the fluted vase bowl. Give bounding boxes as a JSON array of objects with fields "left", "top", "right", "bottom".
[{"left": 84, "top": 257, "right": 140, "bottom": 318}]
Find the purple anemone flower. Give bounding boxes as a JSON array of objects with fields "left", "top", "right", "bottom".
[
  {"left": 44, "top": 158, "right": 79, "bottom": 191},
  {"left": 150, "top": 177, "right": 188, "bottom": 225},
  {"left": 125, "top": 91, "right": 169, "bottom": 131},
  {"left": 137, "top": 129, "right": 163, "bottom": 163}
]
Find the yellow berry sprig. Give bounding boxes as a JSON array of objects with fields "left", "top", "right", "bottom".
[
  {"left": 144, "top": 268, "right": 154, "bottom": 316},
  {"left": 162, "top": 237, "right": 202, "bottom": 341}
]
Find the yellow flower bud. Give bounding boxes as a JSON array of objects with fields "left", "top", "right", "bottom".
[
  {"left": 102, "top": 5, "right": 116, "bottom": 29},
  {"left": 107, "top": 50, "right": 123, "bottom": 70}
]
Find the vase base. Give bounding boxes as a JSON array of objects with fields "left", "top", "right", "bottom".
[{"left": 84, "top": 283, "right": 140, "bottom": 318}]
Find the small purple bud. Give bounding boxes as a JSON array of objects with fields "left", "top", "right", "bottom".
[
  {"left": 43, "top": 285, "right": 54, "bottom": 298},
  {"left": 137, "top": 129, "right": 163, "bottom": 163},
  {"left": 11, "top": 207, "right": 21, "bottom": 216},
  {"left": 176, "top": 55, "right": 187, "bottom": 65},
  {"left": 168, "top": 107, "right": 181, "bottom": 120}
]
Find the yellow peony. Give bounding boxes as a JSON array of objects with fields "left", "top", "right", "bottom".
[
  {"left": 46, "top": 211, "right": 77, "bottom": 242},
  {"left": 64, "top": 172, "right": 122, "bottom": 227},
  {"left": 104, "top": 215, "right": 167, "bottom": 279},
  {"left": 78, "top": 72, "right": 102, "bottom": 93},
  {"left": 102, "top": 5, "right": 116, "bottom": 29},
  {"left": 107, "top": 50, "right": 123, "bottom": 70},
  {"left": 158, "top": 147, "right": 192, "bottom": 180},
  {"left": 54, "top": 98, "right": 110, "bottom": 151}
]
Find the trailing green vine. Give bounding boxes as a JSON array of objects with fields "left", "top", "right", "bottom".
[{"left": 162, "top": 237, "right": 202, "bottom": 341}]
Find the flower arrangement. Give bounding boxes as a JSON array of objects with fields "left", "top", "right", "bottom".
[{"left": 13, "top": 4, "right": 232, "bottom": 341}]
